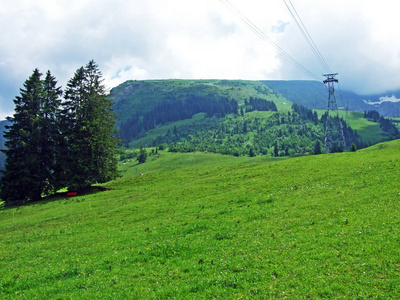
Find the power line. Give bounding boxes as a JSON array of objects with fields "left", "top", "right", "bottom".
[
  {"left": 283, "top": 0, "right": 331, "bottom": 73},
  {"left": 219, "top": 0, "right": 321, "bottom": 81}
]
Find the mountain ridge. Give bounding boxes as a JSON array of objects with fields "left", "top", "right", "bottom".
[
  {"left": 262, "top": 80, "right": 400, "bottom": 116},
  {"left": 111, "top": 79, "right": 400, "bottom": 119}
]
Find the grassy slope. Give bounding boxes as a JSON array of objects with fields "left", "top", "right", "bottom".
[
  {"left": 1, "top": 141, "right": 400, "bottom": 298},
  {"left": 342, "top": 111, "right": 385, "bottom": 145},
  {"left": 315, "top": 110, "right": 384, "bottom": 146}
]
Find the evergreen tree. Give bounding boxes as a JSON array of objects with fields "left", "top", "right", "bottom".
[
  {"left": 351, "top": 142, "right": 357, "bottom": 152},
  {"left": 58, "top": 60, "right": 120, "bottom": 191},
  {"left": 273, "top": 141, "right": 279, "bottom": 157},
  {"left": 249, "top": 147, "right": 255, "bottom": 157},
  {"left": 137, "top": 145, "right": 147, "bottom": 164},
  {"left": 41, "top": 71, "right": 63, "bottom": 192},
  {"left": 1, "top": 69, "right": 62, "bottom": 205},
  {"left": 314, "top": 140, "right": 322, "bottom": 155},
  {"left": 243, "top": 120, "right": 248, "bottom": 133}
]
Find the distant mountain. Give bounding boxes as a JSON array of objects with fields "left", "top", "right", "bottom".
[
  {"left": 262, "top": 80, "right": 400, "bottom": 117},
  {"left": 261, "top": 80, "right": 328, "bottom": 110},
  {"left": 110, "top": 80, "right": 400, "bottom": 129},
  {"left": 0, "top": 120, "right": 10, "bottom": 172},
  {"left": 359, "top": 91, "right": 400, "bottom": 117}
]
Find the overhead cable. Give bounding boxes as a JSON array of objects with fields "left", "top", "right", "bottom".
[
  {"left": 219, "top": 0, "right": 321, "bottom": 81},
  {"left": 283, "top": 0, "right": 331, "bottom": 73}
]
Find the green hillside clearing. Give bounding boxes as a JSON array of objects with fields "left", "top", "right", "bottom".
[
  {"left": 315, "top": 110, "right": 385, "bottom": 146},
  {"left": 1, "top": 140, "right": 400, "bottom": 298},
  {"left": 340, "top": 111, "right": 384, "bottom": 145}
]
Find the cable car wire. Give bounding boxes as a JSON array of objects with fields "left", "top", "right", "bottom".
[
  {"left": 283, "top": 0, "right": 331, "bottom": 73},
  {"left": 219, "top": 0, "right": 321, "bottom": 81}
]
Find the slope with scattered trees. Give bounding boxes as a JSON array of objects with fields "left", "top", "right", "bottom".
[
  {"left": 155, "top": 104, "right": 361, "bottom": 157},
  {"left": 111, "top": 80, "right": 396, "bottom": 158}
]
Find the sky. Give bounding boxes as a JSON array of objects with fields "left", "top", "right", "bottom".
[{"left": 1, "top": 0, "right": 400, "bottom": 120}]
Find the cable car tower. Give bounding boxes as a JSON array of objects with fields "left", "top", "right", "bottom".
[
  {"left": 221, "top": 0, "right": 347, "bottom": 153},
  {"left": 323, "top": 73, "right": 346, "bottom": 153}
]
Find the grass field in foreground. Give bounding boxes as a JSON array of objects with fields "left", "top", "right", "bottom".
[{"left": 1, "top": 140, "right": 400, "bottom": 299}]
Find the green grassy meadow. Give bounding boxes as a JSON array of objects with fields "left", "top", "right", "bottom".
[
  {"left": 338, "top": 111, "right": 385, "bottom": 145},
  {"left": 315, "top": 110, "right": 385, "bottom": 146},
  {"left": 1, "top": 140, "right": 400, "bottom": 298}
]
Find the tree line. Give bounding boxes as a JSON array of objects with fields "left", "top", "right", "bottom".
[
  {"left": 119, "top": 95, "right": 238, "bottom": 142},
  {"left": 244, "top": 97, "right": 278, "bottom": 113},
  {"left": 0, "top": 61, "right": 120, "bottom": 206}
]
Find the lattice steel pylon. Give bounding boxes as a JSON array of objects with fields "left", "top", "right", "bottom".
[{"left": 323, "top": 73, "right": 346, "bottom": 153}]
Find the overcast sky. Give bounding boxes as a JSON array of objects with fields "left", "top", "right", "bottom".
[{"left": 1, "top": 0, "right": 400, "bottom": 119}]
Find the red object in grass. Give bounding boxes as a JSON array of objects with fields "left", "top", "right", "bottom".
[{"left": 67, "top": 192, "right": 77, "bottom": 196}]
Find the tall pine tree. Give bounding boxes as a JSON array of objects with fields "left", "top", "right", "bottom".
[
  {"left": 59, "top": 60, "right": 120, "bottom": 191},
  {"left": 41, "top": 71, "right": 63, "bottom": 192},
  {"left": 1, "top": 69, "right": 62, "bottom": 205}
]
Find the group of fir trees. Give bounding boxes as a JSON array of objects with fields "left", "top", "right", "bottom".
[
  {"left": 119, "top": 96, "right": 238, "bottom": 142},
  {"left": 0, "top": 61, "right": 120, "bottom": 206},
  {"left": 244, "top": 97, "right": 278, "bottom": 113}
]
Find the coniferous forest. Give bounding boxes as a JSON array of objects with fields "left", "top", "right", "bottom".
[
  {"left": 119, "top": 95, "right": 240, "bottom": 141},
  {"left": 0, "top": 61, "right": 120, "bottom": 206}
]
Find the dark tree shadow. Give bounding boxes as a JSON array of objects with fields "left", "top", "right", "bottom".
[{"left": 0, "top": 185, "right": 113, "bottom": 210}]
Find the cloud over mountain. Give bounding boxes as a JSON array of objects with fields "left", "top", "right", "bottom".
[{"left": 0, "top": 0, "right": 399, "bottom": 119}]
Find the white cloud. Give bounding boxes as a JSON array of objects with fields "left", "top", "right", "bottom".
[
  {"left": 103, "top": 56, "right": 150, "bottom": 90},
  {"left": 0, "top": 95, "right": 14, "bottom": 120},
  {"left": 363, "top": 95, "right": 400, "bottom": 106},
  {"left": 275, "top": 0, "right": 400, "bottom": 93},
  {"left": 1, "top": 0, "right": 400, "bottom": 118}
]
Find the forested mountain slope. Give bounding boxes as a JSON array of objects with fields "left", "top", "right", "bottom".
[
  {"left": 110, "top": 79, "right": 290, "bottom": 124},
  {"left": 0, "top": 120, "right": 10, "bottom": 172},
  {"left": 110, "top": 79, "right": 397, "bottom": 155}
]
